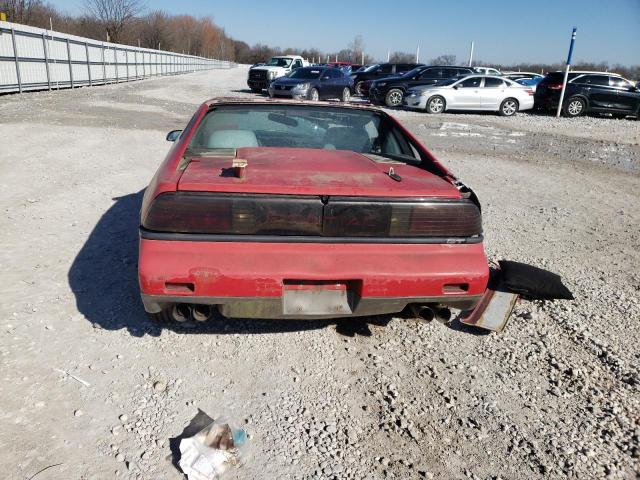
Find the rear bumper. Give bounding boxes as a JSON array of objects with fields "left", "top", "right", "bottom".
[
  {"left": 138, "top": 237, "right": 489, "bottom": 319},
  {"left": 518, "top": 97, "right": 535, "bottom": 111},
  {"left": 534, "top": 92, "right": 559, "bottom": 109}
]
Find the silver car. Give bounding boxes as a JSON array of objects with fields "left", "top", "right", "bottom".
[{"left": 404, "top": 75, "right": 535, "bottom": 116}]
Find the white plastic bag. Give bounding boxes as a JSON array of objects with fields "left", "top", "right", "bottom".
[{"left": 179, "top": 420, "right": 246, "bottom": 480}]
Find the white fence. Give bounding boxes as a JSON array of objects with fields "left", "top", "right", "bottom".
[{"left": 0, "top": 20, "right": 233, "bottom": 94}]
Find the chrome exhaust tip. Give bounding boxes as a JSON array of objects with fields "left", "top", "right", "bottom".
[
  {"left": 171, "top": 304, "right": 191, "bottom": 322},
  {"left": 410, "top": 304, "right": 435, "bottom": 322},
  {"left": 192, "top": 304, "right": 213, "bottom": 322},
  {"left": 435, "top": 307, "right": 452, "bottom": 324}
]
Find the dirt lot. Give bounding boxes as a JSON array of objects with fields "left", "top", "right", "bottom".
[{"left": 1, "top": 66, "right": 639, "bottom": 480}]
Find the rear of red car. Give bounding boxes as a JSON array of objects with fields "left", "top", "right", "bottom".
[{"left": 138, "top": 99, "right": 488, "bottom": 320}]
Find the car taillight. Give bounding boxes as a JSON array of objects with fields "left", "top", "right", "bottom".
[
  {"left": 525, "top": 89, "right": 534, "bottom": 96},
  {"left": 547, "top": 83, "right": 563, "bottom": 90},
  {"left": 143, "top": 193, "right": 323, "bottom": 235},
  {"left": 324, "top": 199, "right": 482, "bottom": 237},
  {"left": 143, "top": 194, "right": 482, "bottom": 238}
]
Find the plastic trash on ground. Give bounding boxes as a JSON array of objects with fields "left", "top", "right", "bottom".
[{"left": 179, "top": 418, "right": 246, "bottom": 480}]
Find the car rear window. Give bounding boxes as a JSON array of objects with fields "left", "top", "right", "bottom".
[
  {"left": 186, "top": 104, "right": 420, "bottom": 163},
  {"left": 483, "top": 77, "right": 505, "bottom": 88}
]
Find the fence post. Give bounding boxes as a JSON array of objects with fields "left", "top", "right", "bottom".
[
  {"left": 10, "top": 28, "right": 23, "bottom": 93},
  {"left": 101, "top": 43, "right": 106, "bottom": 84},
  {"left": 114, "top": 46, "right": 118, "bottom": 83},
  {"left": 85, "top": 41, "right": 92, "bottom": 86},
  {"left": 125, "top": 49, "right": 129, "bottom": 80},
  {"left": 134, "top": 50, "right": 138, "bottom": 79},
  {"left": 66, "top": 38, "right": 74, "bottom": 88},
  {"left": 41, "top": 32, "right": 51, "bottom": 90}
]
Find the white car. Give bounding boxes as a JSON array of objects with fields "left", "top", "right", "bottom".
[
  {"left": 404, "top": 75, "right": 535, "bottom": 116},
  {"left": 474, "top": 67, "right": 502, "bottom": 76}
]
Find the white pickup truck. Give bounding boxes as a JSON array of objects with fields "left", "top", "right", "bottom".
[{"left": 247, "top": 55, "right": 310, "bottom": 92}]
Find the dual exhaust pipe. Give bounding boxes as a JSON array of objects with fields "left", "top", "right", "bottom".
[
  {"left": 410, "top": 304, "right": 452, "bottom": 324},
  {"left": 170, "top": 304, "right": 214, "bottom": 322}
]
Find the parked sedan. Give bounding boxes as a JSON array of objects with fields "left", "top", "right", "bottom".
[
  {"left": 369, "top": 65, "right": 475, "bottom": 107},
  {"left": 534, "top": 71, "right": 640, "bottom": 118},
  {"left": 268, "top": 67, "right": 352, "bottom": 102},
  {"left": 474, "top": 67, "right": 502, "bottom": 76},
  {"left": 351, "top": 63, "right": 423, "bottom": 95},
  {"left": 404, "top": 75, "right": 534, "bottom": 116},
  {"left": 140, "top": 99, "right": 489, "bottom": 322}
]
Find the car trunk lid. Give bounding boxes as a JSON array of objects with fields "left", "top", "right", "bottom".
[{"left": 177, "top": 147, "right": 460, "bottom": 199}]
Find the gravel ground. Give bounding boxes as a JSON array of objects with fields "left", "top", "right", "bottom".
[{"left": 1, "top": 66, "right": 638, "bottom": 480}]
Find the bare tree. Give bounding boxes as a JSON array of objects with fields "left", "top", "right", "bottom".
[
  {"left": 84, "top": 0, "right": 144, "bottom": 43},
  {"left": 139, "top": 10, "right": 171, "bottom": 50},
  {"left": 348, "top": 35, "right": 365, "bottom": 63},
  {"left": 0, "top": 0, "right": 41, "bottom": 23},
  {"left": 429, "top": 54, "right": 457, "bottom": 66},
  {"left": 389, "top": 51, "right": 415, "bottom": 63}
]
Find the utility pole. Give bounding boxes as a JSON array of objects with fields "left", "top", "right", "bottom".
[
  {"left": 556, "top": 27, "right": 577, "bottom": 118},
  {"left": 468, "top": 41, "right": 474, "bottom": 67},
  {"left": 387, "top": 51, "right": 390, "bottom": 62},
  {"left": 361, "top": 51, "right": 364, "bottom": 65},
  {"left": 416, "top": 46, "right": 419, "bottom": 63}
]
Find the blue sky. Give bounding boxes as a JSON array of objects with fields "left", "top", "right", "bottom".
[{"left": 54, "top": 0, "right": 640, "bottom": 65}]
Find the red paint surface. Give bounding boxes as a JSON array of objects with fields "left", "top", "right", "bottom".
[
  {"left": 178, "top": 148, "right": 461, "bottom": 198},
  {"left": 139, "top": 239, "right": 488, "bottom": 298},
  {"left": 138, "top": 99, "right": 489, "bottom": 306}
]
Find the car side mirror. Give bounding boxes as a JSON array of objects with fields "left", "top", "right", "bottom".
[
  {"left": 166, "top": 129, "right": 182, "bottom": 142},
  {"left": 453, "top": 85, "right": 460, "bottom": 89}
]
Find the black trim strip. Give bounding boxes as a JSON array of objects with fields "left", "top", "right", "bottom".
[{"left": 139, "top": 227, "right": 483, "bottom": 244}]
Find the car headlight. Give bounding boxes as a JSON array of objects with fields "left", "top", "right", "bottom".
[
  {"left": 268, "top": 71, "right": 278, "bottom": 79},
  {"left": 295, "top": 82, "right": 310, "bottom": 90}
]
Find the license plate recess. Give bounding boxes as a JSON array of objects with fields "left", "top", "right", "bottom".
[{"left": 283, "top": 281, "right": 354, "bottom": 316}]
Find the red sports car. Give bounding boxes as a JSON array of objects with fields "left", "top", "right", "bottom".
[{"left": 138, "top": 98, "right": 489, "bottom": 322}]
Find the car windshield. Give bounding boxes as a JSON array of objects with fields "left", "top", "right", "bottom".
[
  {"left": 289, "top": 68, "right": 322, "bottom": 79},
  {"left": 266, "top": 57, "right": 293, "bottom": 67},
  {"left": 186, "top": 104, "right": 421, "bottom": 164}
]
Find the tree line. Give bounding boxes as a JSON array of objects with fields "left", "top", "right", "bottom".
[
  {"left": 0, "top": 0, "right": 373, "bottom": 64},
  {"left": 1, "top": 1, "right": 638, "bottom": 78}
]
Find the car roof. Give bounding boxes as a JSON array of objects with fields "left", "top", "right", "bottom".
[
  {"left": 552, "top": 70, "right": 622, "bottom": 76},
  {"left": 203, "top": 97, "right": 383, "bottom": 113},
  {"left": 418, "top": 65, "right": 473, "bottom": 69},
  {"left": 457, "top": 74, "right": 506, "bottom": 78}
]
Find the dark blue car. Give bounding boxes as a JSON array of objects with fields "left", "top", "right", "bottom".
[{"left": 268, "top": 67, "right": 353, "bottom": 102}]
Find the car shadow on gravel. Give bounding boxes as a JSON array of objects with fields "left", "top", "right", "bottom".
[
  {"left": 68, "top": 190, "right": 151, "bottom": 337},
  {"left": 68, "top": 191, "right": 393, "bottom": 338}
]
